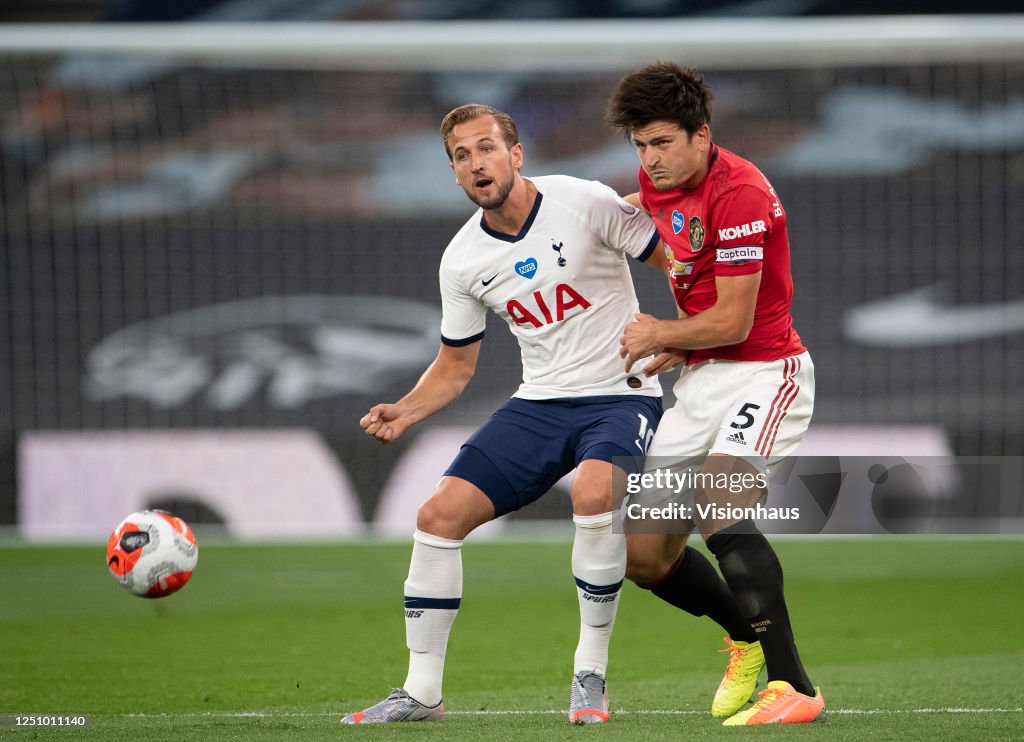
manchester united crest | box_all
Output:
[688,215,705,252]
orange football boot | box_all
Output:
[722,680,825,726]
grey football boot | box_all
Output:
[569,671,609,724]
[341,688,443,724]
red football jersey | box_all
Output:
[639,144,805,363]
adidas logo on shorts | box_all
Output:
[725,431,748,445]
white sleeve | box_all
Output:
[438,261,486,346]
[587,180,660,261]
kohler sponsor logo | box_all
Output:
[718,221,766,241]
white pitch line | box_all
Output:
[121,707,1024,718]
[446,708,1024,716]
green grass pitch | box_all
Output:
[2,537,1022,740]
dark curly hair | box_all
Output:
[605,62,712,137]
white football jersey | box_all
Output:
[439,175,662,399]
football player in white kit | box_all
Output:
[343,104,664,725]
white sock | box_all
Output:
[571,511,625,677]
[402,529,462,706]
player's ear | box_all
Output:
[511,142,524,170]
[695,124,711,151]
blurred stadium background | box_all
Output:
[1,2,1023,542]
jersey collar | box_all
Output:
[689,144,720,191]
[479,191,543,243]
[707,143,720,171]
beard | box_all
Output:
[468,172,516,210]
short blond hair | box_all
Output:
[440,104,520,159]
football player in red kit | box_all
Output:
[607,62,825,726]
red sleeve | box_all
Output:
[711,185,773,277]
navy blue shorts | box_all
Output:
[444,395,663,518]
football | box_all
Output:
[106,510,199,598]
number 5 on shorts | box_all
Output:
[729,403,761,430]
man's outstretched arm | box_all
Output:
[360,340,482,443]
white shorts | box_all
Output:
[646,351,815,476]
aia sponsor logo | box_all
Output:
[506,284,591,328]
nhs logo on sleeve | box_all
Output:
[515,258,538,279]
[671,210,684,234]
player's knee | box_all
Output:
[570,459,619,516]
[415,498,467,540]
[571,489,612,517]
[415,481,494,540]
[414,499,440,535]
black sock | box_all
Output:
[706,520,814,696]
[645,545,758,643]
